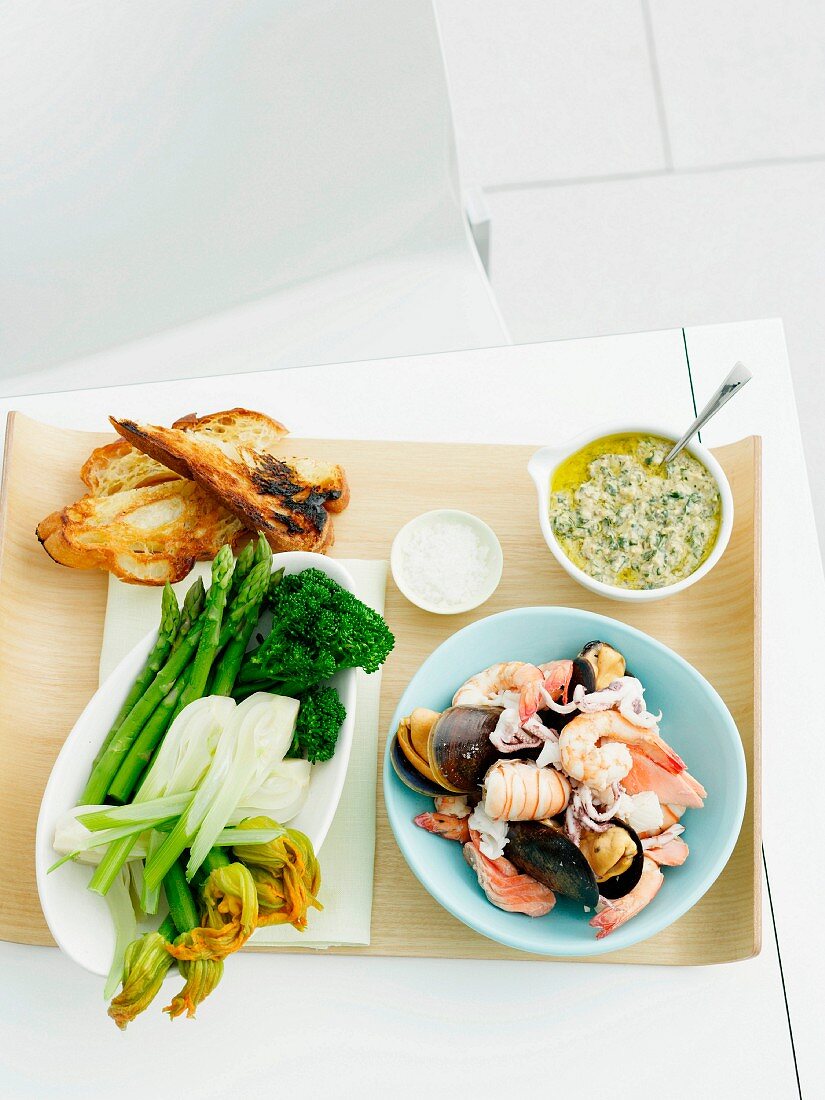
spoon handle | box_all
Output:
[664,361,752,464]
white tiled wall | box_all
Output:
[436,0,825,548]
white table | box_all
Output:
[0,320,816,1099]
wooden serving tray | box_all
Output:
[0,413,761,964]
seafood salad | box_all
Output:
[390,641,706,939]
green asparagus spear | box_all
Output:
[103,549,233,806]
[80,622,206,806]
[174,545,234,712]
[227,541,255,602]
[82,554,270,809]
[164,860,201,935]
[210,566,280,696]
[105,668,193,806]
[90,586,180,769]
[170,577,205,654]
[216,559,270,648]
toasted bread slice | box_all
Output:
[37,481,247,585]
[111,417,348,552]
[81,408,289,496]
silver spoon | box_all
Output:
[663,361,752,464]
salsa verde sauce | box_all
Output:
[549,433,722,590]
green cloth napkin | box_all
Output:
[99,559,388,949]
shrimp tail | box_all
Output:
[414,812,471,844]
[589,856,664,939]
[518,681,542,723]
[540,660,574,705]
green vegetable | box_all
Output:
[191,846,231,893]
[108,927,174,1030]
[142,693,294,889]
[107,868,222,1028]
[288,685,346,763]
[158,914,177,940]
[238,568,394,694]
[81,554,269,808]
[170,577,205,655]
[103,866,137,1000]
[210,561,281,697]
[163,859,200,935]
[91,585,180,768]
[174,545,234,712]
[106,667,192,805]
[227,541,255,602]
[80,621,206,806]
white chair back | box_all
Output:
[1,0,504,392]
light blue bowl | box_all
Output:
[383,606,747,957]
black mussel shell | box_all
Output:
[429,705,502,793]
[389,734,451,797]
[506,821,599,908]
[596,820,645,899]
[571,641,627,695]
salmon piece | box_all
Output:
[682,771,707,800]
[644,836,689,867]
[622,752,705,808]
[462,834,555,917]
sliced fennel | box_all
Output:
[84,697,236,896]
[188,693,299,875]
[49,807,178,871]
[139,830,164,915]
[212,825,285,846]
[103,866,137,1000]
[78,792,195,831]
[139,695,235,800]
[144,693,299,888]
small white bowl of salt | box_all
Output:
[390,509,503,615]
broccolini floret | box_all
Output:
[238,568,394,694]
[289,685,347,763]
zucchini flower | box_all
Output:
[108,930,173,1030]
[166,863,258,962]
[164,958,224,1020]
[232,817,322,931]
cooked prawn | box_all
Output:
[538,660,574,704]
[589,855,664,939]
[453,662,544,723]
[463,831,555,917]
[483,760,571,821]
[559,710,689,792]
[558,713,634,789]
[414,811,471,844]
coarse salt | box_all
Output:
[400,519,491,609]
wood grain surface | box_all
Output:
[0,413,760,963]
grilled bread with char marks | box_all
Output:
[38,480,246,584]
[111,416,348,553]
[36,408,349,584]
[81,409,289,496]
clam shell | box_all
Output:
[389,734,450,797]
[428,705,502,793]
